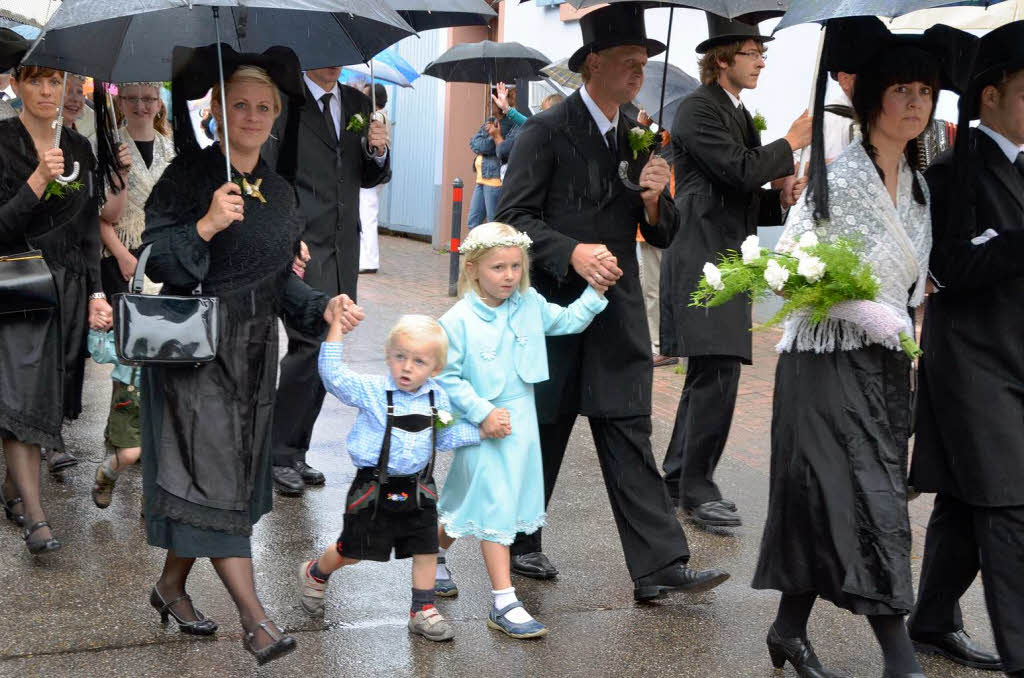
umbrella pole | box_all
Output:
[798,27,826,179]
[369,59,379,155]
[657,7,674,131]
[213,7,232,183]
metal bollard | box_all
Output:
[448,178,463,297]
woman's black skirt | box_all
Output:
[752,345,914,615]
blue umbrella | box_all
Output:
[343,58,416,88]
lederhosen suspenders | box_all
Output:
[367,390,439,517]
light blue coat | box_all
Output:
[438,285,607,425]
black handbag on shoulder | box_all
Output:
[113,244,219,366]
[0,249,57,315]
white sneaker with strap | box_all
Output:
[298,560,327,616]
[408,607,455,641]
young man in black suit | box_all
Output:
[907,23,1024,675]
[265,66,391,496]
[659,15,811,530]
[496,4,729,600]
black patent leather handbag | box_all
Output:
[113,245,219,366]
[0,249,57,315]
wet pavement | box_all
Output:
[0,236,998,677]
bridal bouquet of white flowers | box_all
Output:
[691,233,922,358]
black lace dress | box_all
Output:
[0,117,102,448]
[140,144,327,558]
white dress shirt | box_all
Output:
[978,123,1024,165]
[581,83,619,147]
[724,87,742,109]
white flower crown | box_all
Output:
[458,231,533,255]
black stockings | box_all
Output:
[3,440,50,539]
[211,556,274,650]
[774,592,817,639]
[156,550,199,621]
[868,614,922,675]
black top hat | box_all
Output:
[567,4,666,73]
[696,14,774,54]
[960,21,1024,121]
[0,27,31,72]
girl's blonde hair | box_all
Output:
[386,315,449,367]
[210,65,282,132]
[456,222,532,299]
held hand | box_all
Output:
[367,119,389,157]
[88,298,113,331]
[637,109,653,127]
[34,148,66,184]
[789,175,809,206]
[292,240,311,279]
[481,407,512,439]
[784,110,813,152]
[639,155,671,205]
[571,243,622,290]
[324,293,364,333]
[117,143,132,172]
[491,82,511,114]
[197,182,244,240]
[117,251,138,282]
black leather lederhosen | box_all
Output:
[345,390,439,518]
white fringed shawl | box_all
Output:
[776,141,931,354]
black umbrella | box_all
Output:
[775,0,1009,30]
[386,0,496,31]
[22,0,416,181]
[423,40,550,116]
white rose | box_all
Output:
[740,234,761,264]
[702,262,725,291]
[630,126,645,137]
[797,255,827,283]
[797,231,818,249]
[437,410,453,425]
[763,258,790,292]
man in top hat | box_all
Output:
[263,66,391,496]
[496,3,729,599]
[906,21,1024,676]
[658,15,811,530]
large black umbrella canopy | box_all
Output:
[423,40,550,84]
[386,0,496,31]
[22,0,417,81]
[564,0,789,21]
[775,0,1009,30]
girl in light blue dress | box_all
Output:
[433,222,607,639]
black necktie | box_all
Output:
[1015,151,1024,179]
[320,92,337,145]
[605,128,617,155]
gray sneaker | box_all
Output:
[408,607,455,641]
[298,560,327,615]
[434,556,458,597]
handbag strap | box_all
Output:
[130,244,203,295]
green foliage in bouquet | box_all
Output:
[43,179,85,201]
[752,110,768,133]
[690,237,880,329]
[627,126,657,160]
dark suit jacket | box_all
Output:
[659,82,794,363]
[909,129,1024,506]
[495,90,679,420]
[264,83,390,300]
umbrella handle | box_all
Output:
[51,72,80,185]
[618,144,662,193]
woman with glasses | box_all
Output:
[88,81,175,509]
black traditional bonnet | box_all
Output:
[170,43,304,182]
[805,17,978,221]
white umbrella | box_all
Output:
[886,0,1022,29]
[0,0,60,27]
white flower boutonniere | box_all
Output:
[627,126,656,160]
[346,113,367,133]
[434,410,454,431]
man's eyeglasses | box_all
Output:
[121,96,160,106]
[736,50,768,62]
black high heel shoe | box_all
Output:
[767,625,848,678]
[23,521,61,555]
[2,490,25,527]
[243,619,296,665]
[149,587,218,636]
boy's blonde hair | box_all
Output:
[386,315,449,367]
[456,222,532,298]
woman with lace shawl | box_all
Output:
[750,41,943,678]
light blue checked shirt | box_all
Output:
[318,342,481,475]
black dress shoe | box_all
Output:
[881,673,926,678]
[272,466,305,496]
[511,552,558,579]
[294,461,325,486]
[717,498,738,512]
[686,501,742,527]
[767,624,848,677]
[911,629,1002,670]
[633,562,729,601]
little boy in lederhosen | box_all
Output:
[298,300,481,641]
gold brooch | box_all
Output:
[240,177,267,204]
